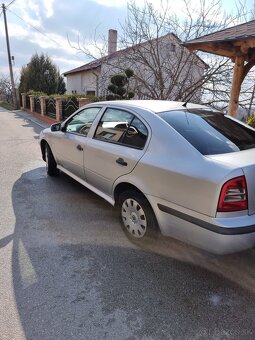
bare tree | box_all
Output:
[0,74,17,104]
[69,0,255,108]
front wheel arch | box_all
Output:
[40,139,47,161]
[44,142,59,176]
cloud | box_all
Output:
[93,0,127,7]
[92,0,166,8]
[0,0,249,81]
[42,0,55,18]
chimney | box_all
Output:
[108,29,117,55]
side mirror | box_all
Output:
[50,123,62,132]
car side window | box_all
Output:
[94,108,148,149]
[122,117,148,148]
[94,108,133,143]
[65,107,101,136]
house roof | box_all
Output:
[183,20,255,59]
[64,32,206,76]
[184,20,255,45]
[63,59,102,76]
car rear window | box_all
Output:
[158,109,255,155]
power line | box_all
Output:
[0,1,15,18]
[6,0,16,8]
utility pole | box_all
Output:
[2,3,18,109]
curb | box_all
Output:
[22,108,57,125]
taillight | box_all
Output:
[217,176,248,212]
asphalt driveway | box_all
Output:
[0,109,255,340]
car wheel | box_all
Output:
[45,143,59,176]
[119,190,158,239]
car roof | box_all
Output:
[92,100,210,113]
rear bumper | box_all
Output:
[147,195,255,254]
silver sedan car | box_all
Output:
[40,100,255,254]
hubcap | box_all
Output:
[121,198,147,238]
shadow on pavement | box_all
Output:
[6,167,255,339]
[13,111,48,140]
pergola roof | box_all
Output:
[183,20,255,117]
[183,20,255,60]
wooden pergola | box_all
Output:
[183,20,255,117]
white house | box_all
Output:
[64,29,207,101]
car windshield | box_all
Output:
[158,109,255,155]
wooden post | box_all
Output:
[228,55,244,117]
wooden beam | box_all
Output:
[234,38,255,51]
[228,55,245,117]
[184,41,239,58]
[242,53,255,82]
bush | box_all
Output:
[246,115,255,128]
[107,69,134,100]
[27,90,47,96]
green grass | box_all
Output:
[0,101,15,111]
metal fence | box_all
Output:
[26,95,30,109]
[34,96,41,114]
[62,98,79,120]
[46,97,56,119]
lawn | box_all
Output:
[0,101,15,110]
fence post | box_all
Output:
[40,96,47,116]
[78,97,92,108]
[21,93,27,109]
[29,95,35,113]
[55,96,63,121]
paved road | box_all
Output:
[1,108,255,340]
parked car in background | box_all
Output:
[40,100,255,254]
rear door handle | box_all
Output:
[76,144,83,151]
[116,157,127,166]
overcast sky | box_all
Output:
[0,0,254,82]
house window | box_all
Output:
[86,90,96,96]
[169,43,176,52]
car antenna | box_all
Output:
[182,101,188,107]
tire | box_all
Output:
[45,143,59,176]
[118,189,158,240]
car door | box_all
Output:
[84,107,150,196]
[52,106,101,179]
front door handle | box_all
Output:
[76,144,83,151]
[116,157,127,166]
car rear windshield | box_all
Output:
[158,109,255,155]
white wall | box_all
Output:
[66,73,82,94]
[66,34,206,100]
[65,69,100,95]
[99,34,206,100]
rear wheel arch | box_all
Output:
[114,182,142,204]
